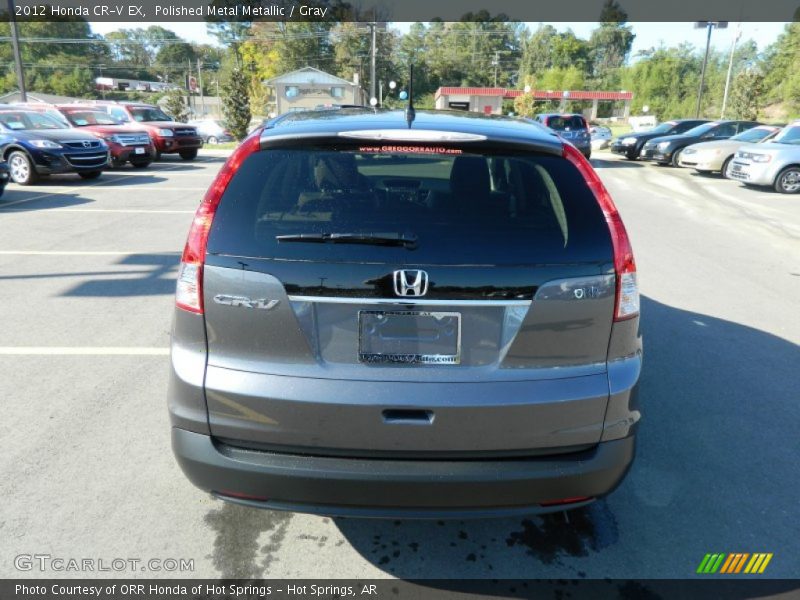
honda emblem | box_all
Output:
[393,270,429,297]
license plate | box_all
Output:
[731,163,743,173]
[134,147,145,155]
[358,311,461,365]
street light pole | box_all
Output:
[694,21,727,118]
[369,22,377,104]
[7,0,27,101]
[721,25,742,118]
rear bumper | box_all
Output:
[172,427,636,518]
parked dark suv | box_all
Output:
[169,109,642,517]
[0,109,109,185]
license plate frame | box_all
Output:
[358,310,461,365]
[134,147,146,155]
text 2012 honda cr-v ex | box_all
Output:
[168,109,642,518]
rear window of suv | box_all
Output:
[545,116,587,131]
[207,146,611,265]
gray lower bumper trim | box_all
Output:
[172,428,635,518]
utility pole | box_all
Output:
[197,57,205,116]
[492,51,500,87]
[7,0,26,101]
[721,25,741,118]
[694,21,727,118]
[369,21,377,104]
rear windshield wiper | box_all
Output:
[276,232,418,249]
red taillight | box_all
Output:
[562,143,639,321]
[175,135,261,314]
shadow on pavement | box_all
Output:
[333,296,799,583]
[0,191,93,211]
[61,253,180,297]
[591,157,645,169]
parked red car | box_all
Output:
[55,105,155,168]
[94,101,203,160]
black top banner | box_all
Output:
[1,0,798,23]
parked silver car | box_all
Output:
[727,122,800,193]
[678,125,780,174]
[187,118,234,144]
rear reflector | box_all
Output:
[175,135,261,314]
[215,490,270,502]
[562,143,639,321]
[539,496,593,507]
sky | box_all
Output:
[89,21,789,59]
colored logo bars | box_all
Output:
[697,553,773,574]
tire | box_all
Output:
[671,148,683,168]
[720,156,733,179]
[78,171,102,180]
[179,149,198,161]
[207,136,218,144]
[583,150,592,160]
[131,160,152,169]
[773,166,800,194]
[626,149,638,160]
[8,151,38,185]
[154,150,162,161]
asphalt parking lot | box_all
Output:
[0,150,798,581]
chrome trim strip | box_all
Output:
[288,295,531,307]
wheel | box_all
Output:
[774,166,800,194]
[154,150,162,161]
[179,149,198,160]
[583,150,592,160]
[8,151,38,185]
[78,171,102,180]
[626,149,638,160]
[720,156,733,178]
[671,148,683,167]
[130,160,152,169]
[207,136,218,144]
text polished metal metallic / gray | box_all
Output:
[393,269,429,297]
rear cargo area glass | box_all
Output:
[208,148,610,265]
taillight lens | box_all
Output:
[175,135,261,314]
[563,143,639,321]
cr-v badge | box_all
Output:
[213,295,280,310]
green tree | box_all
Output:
[728,69,764,120]
[762,23,800,115]
[587,1,635,82]
[222,68,251,140]
[163,88,189,122]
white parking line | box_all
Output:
[22,208,196,214]
[0,347,169,355]
[0,251,179,256]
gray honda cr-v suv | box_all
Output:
[168,109,642,518]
